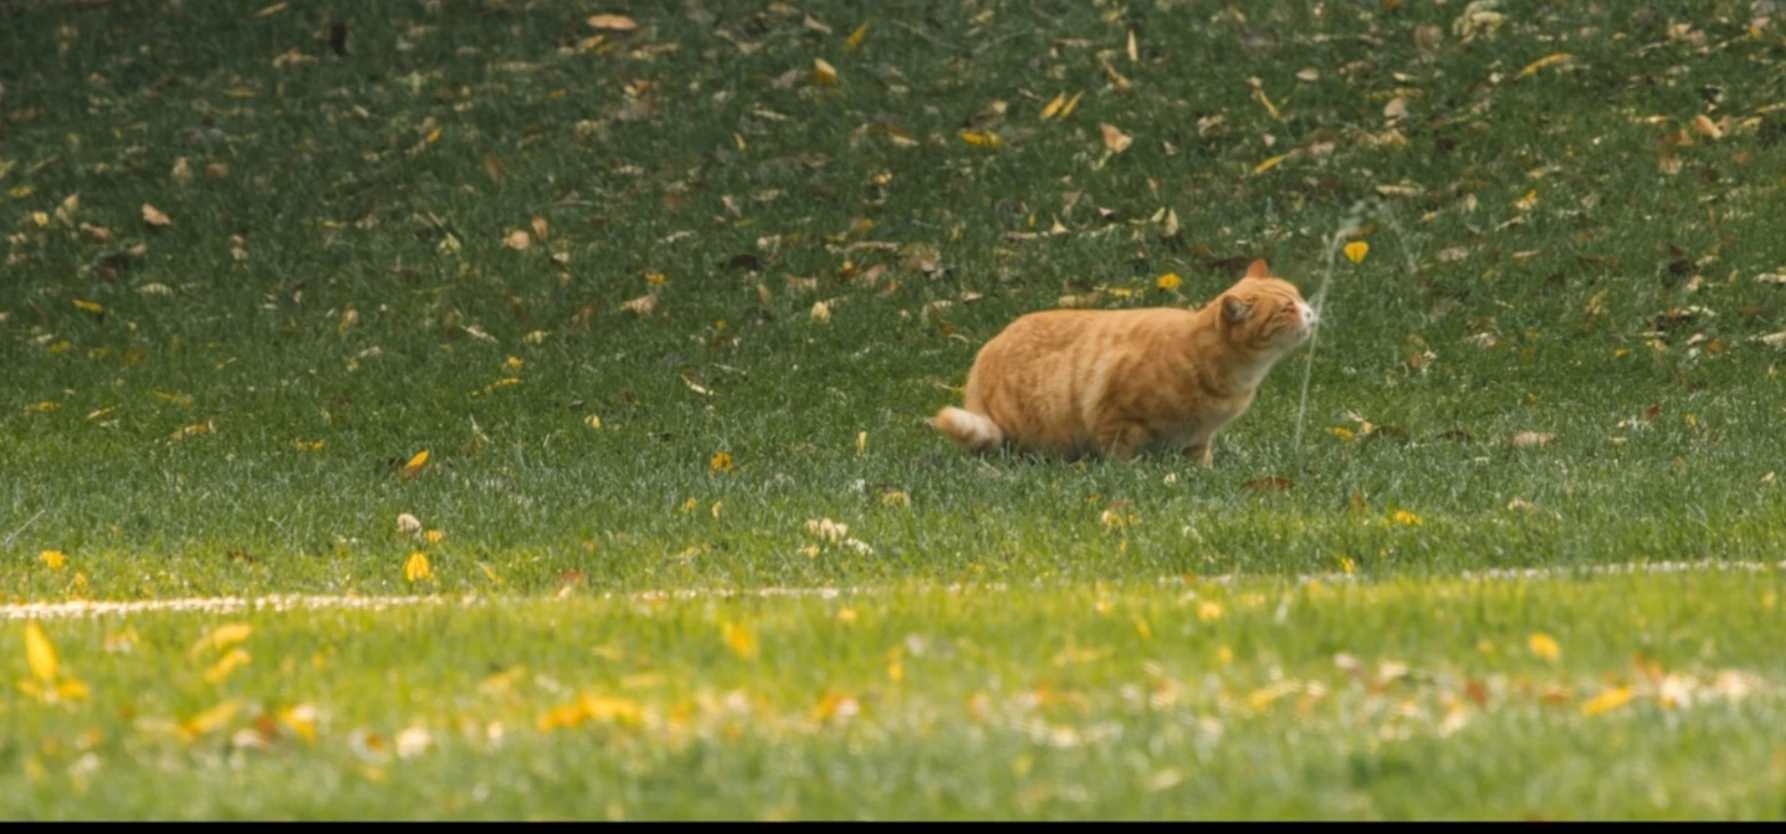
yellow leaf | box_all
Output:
[278,704,318,742]
[1328,427,1355,441]
[73,299,103,313]
[293,440,324,452]
[401,450,430,476]
[1344,241,1369,263]
[254,2,288,18]
[856,431,867,455]
[24,621,57,683]
[1516,52,1572,79]
[1581,685,1634,716]
[812,58,839,86]
[202,648,252,685]
[423,529,445,544]
[142,203,171,227]
[404,552,434,583]
[845,23,868,51]
[1391,510,1422,526]
[1197,601,1224,622]
[40,550,67,571]
[710,452,733,473]
[1056,91,1085,120]
[1156,273,1182,290]
[645,272,668,285]
[503,229,532,250]
[958,130,1000,147]
[587,14,638,31]
[1529,632,1561,662]
[538,692,643,731]
[1040,92,1066,120]
[1253,154,1288,175]
[1254,88,1280,120]
[187,623,253,660]
[54,679,90,701]
[425,127,442,144]
[721,621,759,660]
[181,699,243,739]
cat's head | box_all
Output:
[1217,259,1318,352]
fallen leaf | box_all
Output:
[1529,633,1561,662]
[187,623,253,660]
[620,294,657,315]
[202,649,252,685]
[812,58,839,86]
[403,552,434,583]
[1100,123,1133,153]
[399,450,430,478]
[1242,476,1294,493]
[1581,685,1634,716]
[957,130,999,147]
[1344,241,1369,264]
[587,14,638,31]
[1516,53,1572,79]
[721,621,759,660]
[24,621,57,683]
[142,203,172,227]
[503,230,532,250]
[1511,432,1555,448]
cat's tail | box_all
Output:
[932,406,1004,453]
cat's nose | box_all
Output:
[1298,302,1318,328]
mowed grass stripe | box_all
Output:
[3,571,1782,818]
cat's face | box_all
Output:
[1219,262,1317,353]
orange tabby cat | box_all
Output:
[933,259,1316,465]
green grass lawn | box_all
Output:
[3,0,1786,819]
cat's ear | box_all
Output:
[1245,259,1271,280]
[1222,296,1252,325]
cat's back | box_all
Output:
[984,306,1191,355]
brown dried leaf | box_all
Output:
[620,294,657,315]
[587,14,638,31]
[1242,476,1295,493]
[142,203,172,227]
[1511,432,1555,448]
[503,230,532,250]
[1100,123,1133,154]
